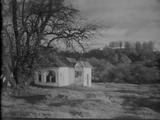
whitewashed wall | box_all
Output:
[58,67,75,86]
[83,68,92,87]
[68,68,75,84]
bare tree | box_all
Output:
[2,0,98,86]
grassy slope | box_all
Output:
[1,83,160,119]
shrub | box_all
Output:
[130,63,160,84]
[100,63,160,84]
[106,63,133,83]
[100,62,115,82]
[88,57,109,82]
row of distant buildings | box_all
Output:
[106,41,155,51]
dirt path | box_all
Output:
[1,83,160,119]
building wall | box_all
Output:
[68,68,75,84]
[75,65,92,87]
[58,67,68,86]
[83,68,92,87]
[58,67,75,86]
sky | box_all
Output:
[71,0,160,51]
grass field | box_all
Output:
[1,83,160,119]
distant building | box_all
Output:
[108,41,155,51]
[108,41,125,49]
[34,59,92,87]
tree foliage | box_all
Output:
[84,41,160,84]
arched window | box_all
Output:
[46,70,56,83]
[38,71,42,82]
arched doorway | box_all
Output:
[46,70,56,83]
[75,70,83,85]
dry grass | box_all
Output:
[1,83,160,119]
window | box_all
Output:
[38,71,42,82]
[46,70,56,83]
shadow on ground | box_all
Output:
[14,95,47,104]
[49,99,84,107]
[112,115,142,120]
[121,96,160,113]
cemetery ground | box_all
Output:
[1,83,160,119]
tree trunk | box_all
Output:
[12,0,21,84]
[2,57,17,89]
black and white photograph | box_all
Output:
[1,0,160,119]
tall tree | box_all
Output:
[2,0,98,86]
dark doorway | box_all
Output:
[38,71,42,82]
[46,70,56,83]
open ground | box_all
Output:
[1,83,160,119]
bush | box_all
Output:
[100,63,160,84]
[101,63,134,83]
[100,62,115,82]
[88,57,109,82]
[130,63,160,84]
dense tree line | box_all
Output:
[59,41,160,84]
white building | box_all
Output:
[108,41,126,49]
[34,60,92,87]
[75,61,92,87]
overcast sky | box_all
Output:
[72,0,160,50]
